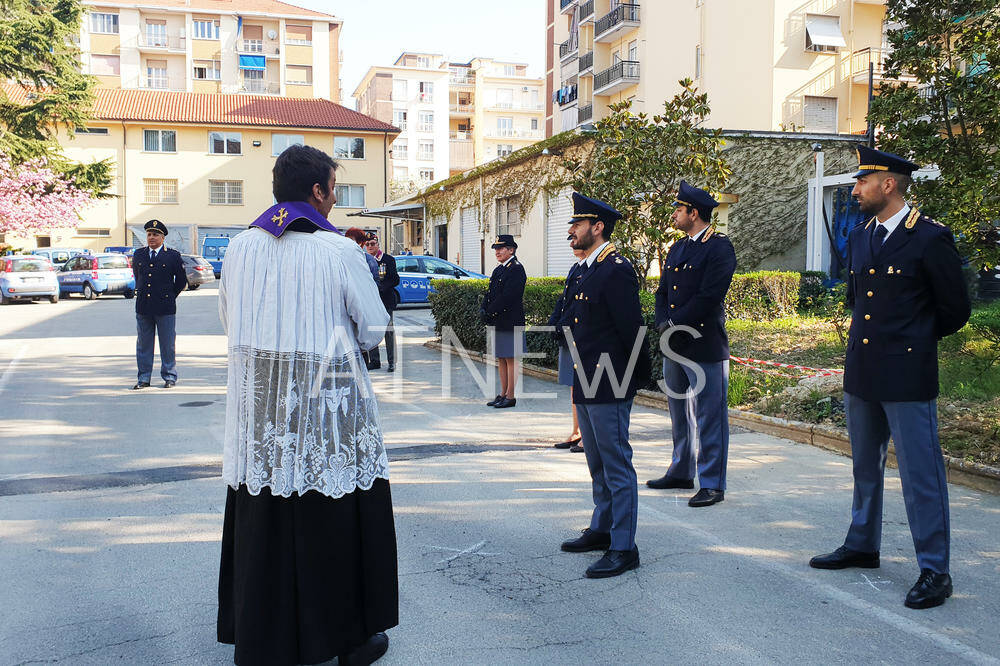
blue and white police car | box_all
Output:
[393,255,486,305]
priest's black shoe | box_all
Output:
[561,528,611,553]
[494,397,516,408]
[585,547,640,579]
[647,474,694,490]
[554,437,580,449]
[569,443,584,453]
[688,488,724,507]
[904,569,952,609]
[486,394,503,406]
[809,545,880,570]
[131,382,150,390]
[339,632,389,666]
[163,380,175,388]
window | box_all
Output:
[530,118,538,131]
[417,140,434,161]
[143,178,178,204]
[496,88,513,108]
[285,24,312,44]
[418,168,434,182]
[496,195,521,236]
[89,54,120,76]
[392,109,407,130]
[334,184,365,208]
[695,44,702,78]
[628,40,638,61]
[286,64,312,85]
[209,131,242,154]
[497,144,513,157]
[497,117,513,136]
[90,12,119,34]
[146,59,167,88]
[396,256,421,272]
[272,133,304,156]
[192,19,219,40]
[393,166,408,180]
[418,81,433,102]
[210,180,244,205]
[392,79,408,101]
[75,228,112,238]
[503,64,517,76]
[193,60,221,80]
[417,56,430,68]
[143,129,176,152]
[393,139,408,160]
[417,111,434,132]
[75,127,109,135]
[805,14,846,53]
[423,257,460,275]
[145,20,167,47]
[334,136,365,160]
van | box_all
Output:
[201,236,231,277]
[33,247,90,267]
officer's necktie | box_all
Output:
[151,249,157,261]
[871,224,888,259]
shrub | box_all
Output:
[797,270,829,311]
[968,300,1000,368]
[724,271,800,320]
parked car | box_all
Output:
[57,253,135,299]
[32,247,90,267]
[202,236,231,277]
[0,255,59,304]
[181,254,216,290]
[104,246,136,256]
[393,255,487,305]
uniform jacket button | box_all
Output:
[907,347,913,352]
[867,290,874,297]
[863,338,869,344]
[864,314,871,320]
[673,286,677,290]
[670,304,675,308]
[869,268,875,275]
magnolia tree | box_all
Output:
[0,158,93,235]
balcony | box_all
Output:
[595,3,640,43]
[136,76,185,91]
[450,103,475,115]
[578,102,593,124]
[579,0,595,21]
[449,71,475,85]
[559,39,578,62]
[485,128,544,140]
[849,47,916,85]
[579,50,594,75]
[236,39,280,57]
[450,130,474,140]
[450,139,474,171]
[240,79,280,95]
[560,0,577,14]
[488,101,544,112]
[594,60,640,95]
[137,32,185,52]
[555,83,578,106]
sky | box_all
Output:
[292,0,547,108]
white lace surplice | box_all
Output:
[219,228,390,498]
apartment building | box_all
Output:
[1,87,398,253]
[78,0,343,101]
[546,0,890,136]
[354,52,544,190]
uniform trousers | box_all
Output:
[136,313,176,383]
[576,400,638,551]
[367,313,394,367]
[662,358,730,490]
[843,392,950,573]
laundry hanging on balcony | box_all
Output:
[238,55,266,70]
[552,84,577,104]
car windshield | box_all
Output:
[98,255,130,269]
[9,258,52,272]
[217,245,227,258]
[396,257,422,273]
[49,252,72,264]
[195,256,212,266]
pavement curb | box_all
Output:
[424,339,1000,495]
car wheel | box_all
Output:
[123,288,135,299]
[188,283,200,291]
[83,283,97,300]
[49,293,59,304]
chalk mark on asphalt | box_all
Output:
[428,540,500,563]
[852,573,893,591]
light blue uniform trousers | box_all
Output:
[662,358,730,490]
[136,313,177,383]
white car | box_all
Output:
[0,255,59,304]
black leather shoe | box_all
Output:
[339,632,389,666]
[486,394,503,406]
[904,569,952,609]
[131,382,150,390]
[494,397,516,408]
[368,361,381,370]
[387,363,395,372]
[647,474,694,490]
[586,547,640,578]
[809,545,880,570]
[554,437,580,449]
[569,443,584,453]
[163,380,175,388]
[688,488,725,507]
[561,528,611,553]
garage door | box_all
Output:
[803,95,837,133]
[460,206,481,274]
[546,187,577,277]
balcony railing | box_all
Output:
[450,103,474,113]
[578,103,593,123]
[486,128,543,140]
[594,60,640,92]
[579,0,595,19]
[449,72,475,85]
[559,39,578,61]
[137,75,186,91]
[450,130,474,140]
[579,50,594,72]
[236,39,280,56]
[416,92,434,103]
[596,3,640,40]
[417,123,434,132]
[240,79,280,95]
[138,32,185,50]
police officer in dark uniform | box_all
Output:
[365,234,400,372]
[558,193,650,579]
[810,145,971,610]
[131,219,187,389]
[548,245,588,451]
[481,234,527,409]
[648,181,737,508]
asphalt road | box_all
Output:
[1,284,999,665]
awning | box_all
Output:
[238,55,266,71]
[805,14,846,48]
[346,203,424,221]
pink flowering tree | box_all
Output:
[0,158,94,235]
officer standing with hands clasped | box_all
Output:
[481,234,527,409]
[810,145,971,610]
[648,181,737,507]
[559,193,650,579]
[131,219,187,389]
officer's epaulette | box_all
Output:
[701,226,715,242]
[903,207,922,231]
[914,210,946,229]
[596,243,617,263]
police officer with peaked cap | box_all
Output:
[559,192,651,578]
[649,181,737,508]
[809,145,971,610]
[481,234,527,408]
[131,219,187,389]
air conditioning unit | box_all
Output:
[522,87,529,92]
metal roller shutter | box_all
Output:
[460,206,481,274]
[546,187,576,277]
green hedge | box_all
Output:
[724,271,800,320]
[797,270,829,310]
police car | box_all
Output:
[57,253,136,299]
[393,255,486,304]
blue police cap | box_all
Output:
[250,201,340,238]
[673,180,719,212]
[854,144,920,178]
[491,234,518,249]
[144,219,168,236]
[570,192,623,232]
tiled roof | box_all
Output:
[83,0,338,20]
[2,86,398,132]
